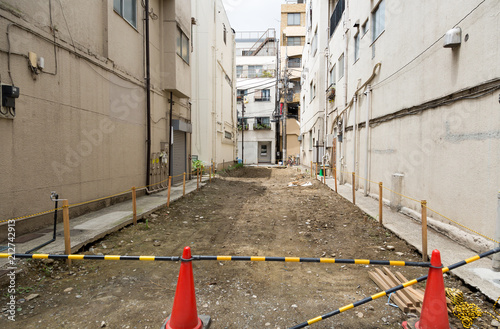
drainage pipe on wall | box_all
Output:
[145,0,152,190]
[352,94,357,179]
[364,85,371,196]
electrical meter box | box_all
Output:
[1,84,19,119]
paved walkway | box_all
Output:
[1,176,210,269]
[307,169,500,301]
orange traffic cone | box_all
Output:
[402,249,452,329]
[163,247,204,329]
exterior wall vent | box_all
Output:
[443,27,461,48]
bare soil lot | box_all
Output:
[0,167,496,328]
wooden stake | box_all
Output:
[183,172,186,196]
[352,172,356,205]
[197,168,200,191]
[323,163,326,184]
[132,187,137,225]
[62,200,71,266]
[421,200,428,261]
[167,176,172,207]
[315,163,318,178]
[379,182,383,225]
[334,167,337,192]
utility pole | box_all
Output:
[241,100,245,164]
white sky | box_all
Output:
[222,0,286,33]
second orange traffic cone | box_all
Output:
[402,249,451,329]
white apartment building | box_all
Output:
[191,0,237,171]
[300,0,329,166]
[236,30,277,164]
[301,0,500,250]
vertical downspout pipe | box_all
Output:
[364,85,371,196]
[169,92,173,177]
[324,46,329,169]
[352,95,357,177]
[145,0,152,190]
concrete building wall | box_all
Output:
[300,0,329,166]
[0,0,192,234]
[312,0,500,241]
[191,0,236,169]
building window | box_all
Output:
[223,24,227,45]
[255,117,270,130]
[260,144,268,156]
[177,28,190,63]
[287,36,302,46]
[238,118,248,130]
[288,13,301,26]
[288,57,301,68]
[255,89,271,102]
[225,131,232,139]
[309,131,313,149]
[237,89,247,103]
[338,53,344,80]
[354,33,360,62]
[372,0,385,42]
[113,0,137,28]
[329,64,336,86]
[361,19,368,37]
[248,65,263,78]
[236,65,243,78]
[329,0,345,37]
[311,29,318,56]
[309,81,314,101]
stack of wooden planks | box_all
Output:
[369,267,453,314]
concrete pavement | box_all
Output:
[309,170,500,301]
[0,175,210,269]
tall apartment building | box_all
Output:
[301,0,500,250]
[0,0,192,234]
[279,0,306,164]
[300,0,329,167]
[191,0,237,171]
[236,29,277,164]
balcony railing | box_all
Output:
[253,123,271,130]
[255,96,271,102]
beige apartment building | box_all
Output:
[0,0,193,235]
[301,0,500,250]
[279,0,305,164]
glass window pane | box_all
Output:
[176,30,182,56]
[288,13,300,26]
[113,0,121,13]
[354,34,360,61]
[338,54,344,80]
[372,0,385,41]
[123,0,136,27]
[182,33,189,63]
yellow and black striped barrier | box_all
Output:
[288,246,500,329]
[194,255,430,267]
[0,253,180,262]
[0,253,431,267]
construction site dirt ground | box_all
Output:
[1,167,497,328]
